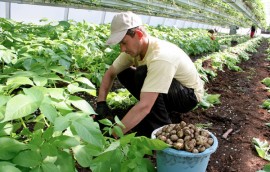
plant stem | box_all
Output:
[20,118,27,128]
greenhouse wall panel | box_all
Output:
[141,15,151,25]
[11,3,65,23]
[184,21,193,28]
[0,2,5,18]
[163,18,176,27]
[102,11,117,24]
[175,20,185,28]
[148,16,164,26]
[69,9,104,24]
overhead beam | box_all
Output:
[223,0,259,26]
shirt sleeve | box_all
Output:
[141,60,177,93]
[112,53,134,74]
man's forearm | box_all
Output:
[121,102,150,134]
[97,68,116,102]
[121,92,159,134]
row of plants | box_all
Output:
[261,43,270,112]
[0,18,224,88]
[0,17,262,171]
[254,38,270,172]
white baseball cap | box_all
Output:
[106,11,143,45]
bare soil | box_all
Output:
[182,38,270,172]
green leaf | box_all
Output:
[91,149,123,172]
[73,145,100,167]
[54,151,75,172]
[40,103,58,123]
[53,135,80,149]
[262,78,270,87]
[136,159,155,172]
[0,137,27,160]
[263,163,270,171]
[41,163,60,172]
[113,125,124,138]
[75,77,96,89]
[12,150,42,167]
[42,73,62,82]
[0,49,17,64]
[90,162,112,172]
[199,99,211,109]
[262,100,270,110]
[119,133,136,146]
[0,95,10,106]
[58,21,70,30]
[0,162,21,172]
[136,136,169,151]
[43,127,54,140]
[22,57,36,71]
[23,87,44,102]
[252,138,270,161]
[0,123,13,136]
[49,66,67,76]
[33,76,47,86]
[67,83,96,96]
[68,96,96,114]
[99,118,113,126]
[54,116,70,131]
[103,140,120,153]
[47,88,65,100]
[206,94,221,104]
[30,129,43,146]
[114,116,125,128]
[52,101,73,112]
[72,119,104,147]
[257,164,270,172]
[6,76,34,86]
[12,71,36,77]
[40,143,58,157]
[2,94,40,122]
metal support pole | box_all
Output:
[101,11,106,24]
[64,8,69,21]
[5,2,10,19]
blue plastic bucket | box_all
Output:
[151,127,218,172]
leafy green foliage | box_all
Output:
[253,138,270,161]
[257,163,270,172]
[199,93,221,109]
[262,78,270,88]
[262,99,270,112]
[107,89,138,110]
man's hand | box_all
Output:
[95,101,111,120]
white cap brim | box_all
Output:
[106,30,128,45]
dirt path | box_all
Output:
[183,38,270,172]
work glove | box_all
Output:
[95,101,111,121]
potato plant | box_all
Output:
[155,121,214,153]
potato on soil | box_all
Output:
[155,121,214,153]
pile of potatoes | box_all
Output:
[155,121,214,153]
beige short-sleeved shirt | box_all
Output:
[112,37,204,102]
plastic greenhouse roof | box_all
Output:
[0,0,269,27]
[261,0,270,25]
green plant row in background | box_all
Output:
[0,18,249,88]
